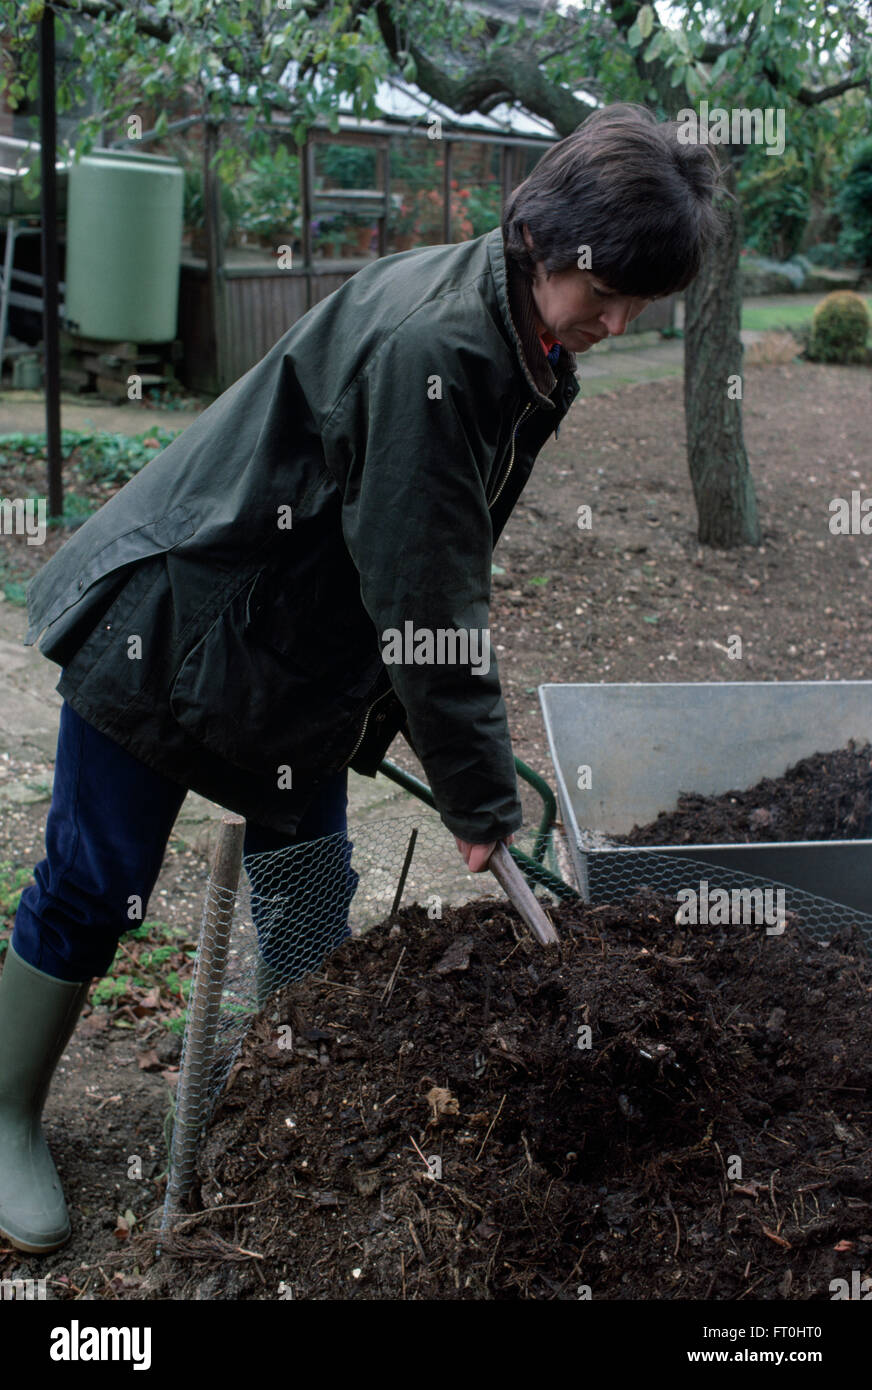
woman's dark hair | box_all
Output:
[502,102,731,298]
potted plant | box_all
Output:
[233,143,303,251]
[341,212,377,257]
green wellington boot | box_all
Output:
[0,944,91,1253]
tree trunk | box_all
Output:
[684,157,761,548]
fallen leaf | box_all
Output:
[137,1049,161,1071]
[833,1239,855,1252]
[426,1086,460,1122]
[131,987,161,1017]
[78,1011,109,1035]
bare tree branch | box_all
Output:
[796,73,871,104]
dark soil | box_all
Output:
[126,890,872,1302]
[614,741,872,846]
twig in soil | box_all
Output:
[484,1231,503,1285]
[475,1095,506,1163]
[408,1133,433,1176]
[153,1196,273,1232]
[88,1093,122,1112]
[761,1224,792,1249]
[380,946,406,1007]
[406,1218,428,1269]
[768,1169,781,1220]
[96,1266,122,1300]
[307,977,370,996]
[737,1273,769,1299]
[56,1275,92,1298]
[498,940,523,968]
[665,1198,681,1258]
[155,1229,264,1262]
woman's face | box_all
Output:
[522,224,654,353]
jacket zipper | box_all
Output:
[342,685,394,767]
[489,400,533,509]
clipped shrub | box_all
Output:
[806,290,870,364]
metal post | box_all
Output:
[38,6,62,519]
[380,137,390,258]
[303,134,315,310]
[0,217,17,374]
[442,139,452,243]
[161,814,245,1233]
[203,120,227,392]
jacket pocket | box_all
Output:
[170,570,384,777]
[26,504,196,653]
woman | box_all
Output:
[0,102,724,1252]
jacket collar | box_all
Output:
[485,225,577,409]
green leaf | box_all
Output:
[637,4,655,40]
[685,67,702,99]
[644,31,665,62]
[627,20,642,49]
[710,51,730,83]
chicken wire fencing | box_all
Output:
[159,811,872,1235]
[159,808,570,1233]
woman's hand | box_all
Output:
[455,834,515,874]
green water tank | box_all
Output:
[65,148,184,342]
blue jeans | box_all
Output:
[12,701,356,983]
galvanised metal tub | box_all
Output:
[539,680,872,941]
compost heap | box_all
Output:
[613,740,872,846]
[143,880,871,1301]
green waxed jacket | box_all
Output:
[23,226,580,841]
